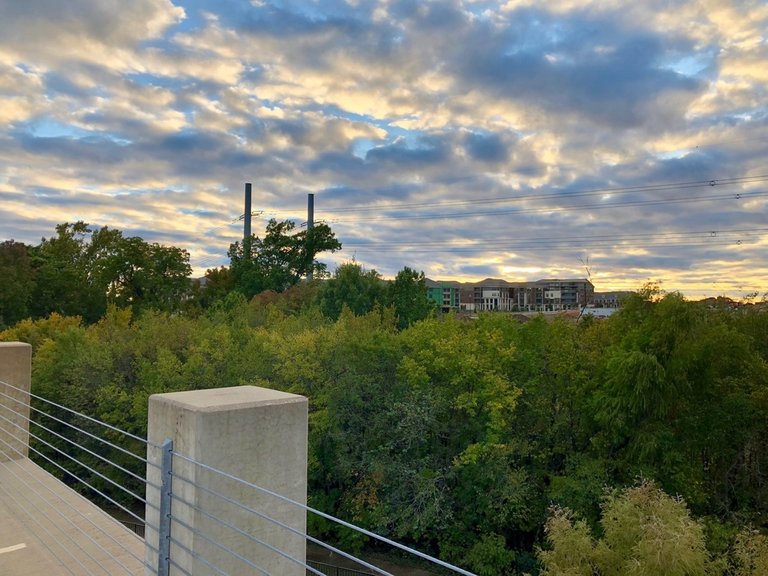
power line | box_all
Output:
[187,174,768,272]
[320,174,768,213]
[327,189,768,223]
[342,239,759,254]
[256,184,768,225]
[339,227,768,249]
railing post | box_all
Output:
[157,438,173,576]
[0,342,32,462]
[144,386,308,576]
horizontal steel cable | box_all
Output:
[0,380,157,467]
[0,439,126,575]
[0,462,85,575]
[0,377,470,573]
[0,395,155,495]
[167,530,250,576]
[0,420,148,529]
[0,440,153,571]
[168,556,195,576]
[171,472,391,575]
[0,399,161,557]
[0,411,150,510]
[171,451,474,575]
[168,487,325,576]
[168,510,272,576]
[170,465,393,576]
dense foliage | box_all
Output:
[0,219,343,328]
[1,222,192,325]
[2,286,767,574]
[227,218,342,298]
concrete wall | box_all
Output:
[145,386,308,576]
[0,342,32,462]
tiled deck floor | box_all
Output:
[0,458,145,575]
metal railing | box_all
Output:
[0,378,476,576]
[0,380,153,575]
[307,560,375,576]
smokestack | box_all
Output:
[244,182,252,259]
[307,193,314,282]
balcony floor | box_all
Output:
[0,457,145,576]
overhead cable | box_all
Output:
[322,174,768,213]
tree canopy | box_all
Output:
[227,218,341,298]
[0,240,34,327]
[0,222,192,325]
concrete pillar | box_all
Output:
[0,342,32,462]
[145,386,308,576]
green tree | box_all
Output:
[30,222,101,321]
[387,266,435,329]
[539,481,714,576]
[317,262,386,320]
[195,266,235,309]
[88,227,192,313]
[0,240,35,327]
[228,219,341,298]
[28,222,192,321]
[590,291,768,515]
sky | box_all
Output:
[1,0,767,298]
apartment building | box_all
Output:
[473,278,594,312]
[425,279,461,312]
[592,291,632,308]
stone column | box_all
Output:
[0,342,32,462]
[145,386,308,576]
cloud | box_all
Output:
[0,0,185,65]
[0,0,765,297]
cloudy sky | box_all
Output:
[1,0,766,297]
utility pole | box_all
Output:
[306,193,314,282]
[244,182,252,260]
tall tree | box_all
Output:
[0,240,35,327]
[30,222,101,321]
[228,219,341,298]
[387,266,435,329]
[317,262,386,320]
[29,222,192,321]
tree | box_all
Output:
[589,291,768,515]
[0,240,35,327]
[30,222,102,321]
[539,481,713,576]
[317,262,386,320]
[86,227,192,313]
[732,529,768,576]
[228,219,341,298]
[28,222,192,321]
[387,266,435,329]
[195,266,235,309]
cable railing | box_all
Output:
[0,380,151,575]
[0,377,477,576]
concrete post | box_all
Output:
[145,386,308,576]
[0,342,32,462]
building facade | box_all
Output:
[592,291,631,308]
[425,280,461,313]
[473,278,594,312]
